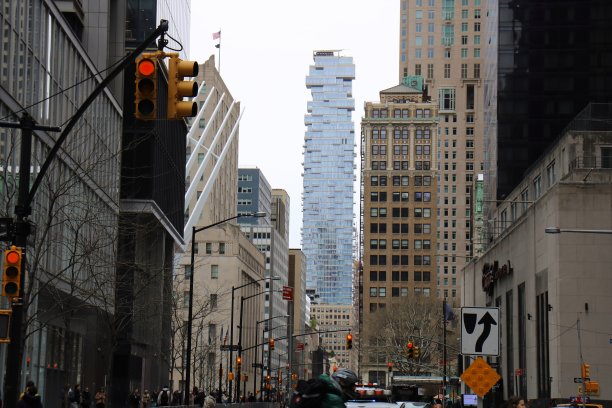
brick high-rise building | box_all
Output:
[398,0,485,299]
[360,79,439,383]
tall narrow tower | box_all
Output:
[302,50,356,305]
[398,0,485,300]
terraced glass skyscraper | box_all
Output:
[302,50,356,305]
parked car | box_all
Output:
[397,402,433,408]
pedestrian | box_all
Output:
[70,384,81,408]
[94,388,106,408]
[171,390,181,406]
[150,390,157,408]
[142,390,151,408]
[204,393,216,408]
[81,387,91,408]
[17,385,43,408]
[157,386,170,407]
[508,397,527,408]
[128,389,141,408]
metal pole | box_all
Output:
[260,328,265,401]
[184,226,197,405]
[236,296,245,402]
[253,323,259,398]
[443,298,447,408]
[229,287,235,402]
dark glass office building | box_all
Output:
[495,0,612,199]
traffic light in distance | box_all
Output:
[582,363,590,379]
[0,309,11,343]
[407,340,414,359]
[236,356,241,369]
[414,346,420,359]
[346,332,353,349]
[387,362,393,372]
[134,54,157,120]
[269,338,275,351]
[3,246,22,298]
[228,371,234,381]
[167,55,199,119]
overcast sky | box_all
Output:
[189,1,399,248]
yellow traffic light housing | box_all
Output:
[0,309,11,343]
[582,363,590,379]
[3,246,22,298]
[228,371,234,381]
[134,54,158,120]
[236,356,241,369]
[269,338,275,351]
[167,55,198,119]
[414,345,420,358]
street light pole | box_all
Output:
[184,211,265,405]
[228,276,279,402]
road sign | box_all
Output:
[574,378,590,383]
[461,307,500,356]
[515,368,523,376]
[220,344,240,351]
[282,286,294,300]
[460,357,501,398]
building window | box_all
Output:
[444,63,451,78]
[474,48,481,57]
[415,63,422,76]
[474,63,480,78]
[461,63,468,78]
[533,176,542,198]
[211,265,219,279]
[219,242,225,254]
[205,243,211,254]
[370,287,377,297]
[379,288,386,297]
[546,161,556,186]
[183,292,190,308]
[474,22,481,32]
[185,265,192,278]
[210,294,218,310]
[427,64,434,78]
[439,88,456,111]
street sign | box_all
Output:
[282,286,294,301]
[0,218,13,242]
[460,357,501,398]
[461,307,500,356]
[220,344,240,351]
[574,378,590,383]
[515,368,523,376]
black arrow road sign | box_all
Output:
[475,312,497,352]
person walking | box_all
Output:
[94,388,106,408]
[204,393,216,408]
[17,385,43,408]
[81,387,91,408]
[142,390,151,408]
[128,389,141,408]
[69,385,81,408]
[157,386,170,407]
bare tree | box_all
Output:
[366,296,459,376]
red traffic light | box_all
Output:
[137,59,156,76]
[407,341,413,349]
[347,333,353,341]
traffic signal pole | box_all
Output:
[1,20,170,408]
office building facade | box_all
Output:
[360,80,439,383]
[303,50,356,305]
[398,0,485,300]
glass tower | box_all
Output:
[302,50,355,305]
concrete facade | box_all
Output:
[462,128,612,403]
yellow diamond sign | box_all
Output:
[460,357,501,398]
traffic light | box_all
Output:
[414,346,420,359]
[0,309,11,343]
[228,371,234,381]
[346,332,353,349]
[407,340,414,359]
[3,246,22,298]
[582,363,590,379]
[167,55,198,119]
[387,362,393,372]
[134,54,158,120]
[236,356,241,369]
[269,338,275,351]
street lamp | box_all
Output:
[184,211,265,405]
[255,315,289,398]
[236,289,280,402]
[228,276,279,402]
[545,226,612,234]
